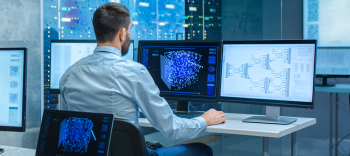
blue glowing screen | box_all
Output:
[37,111,113,156]
[58,117,95,153]
[140,42,220,98]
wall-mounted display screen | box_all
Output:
[303,0,350,47]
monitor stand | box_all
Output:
[315,76,335,87]
[243,106,297,125]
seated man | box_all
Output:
[59,3,226,156]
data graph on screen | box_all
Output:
[221,44,315,102]
[316,48,350,75]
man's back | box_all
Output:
[60,46,142,122]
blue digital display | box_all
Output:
[160,50,203,90]
[37,111,114,156]
[58,117,95,153]
[140,43,219,98]
[43,0,185,44]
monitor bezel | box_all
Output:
[49,40,134,94]
[36,110,114,156]
[138,40,222,102]
[0,47,27,132]
[220,40,317,109]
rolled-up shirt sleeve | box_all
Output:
[133,66,207,140]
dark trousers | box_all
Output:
[147,143,213,156]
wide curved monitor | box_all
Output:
[0,48,26,132]
[138,41,222,102]
[220,40,316,108]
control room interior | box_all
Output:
[0,0,350,156]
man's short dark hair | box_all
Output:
[93,3,130,43]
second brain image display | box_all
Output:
[140,43,219,98]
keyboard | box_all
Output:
[139,112,203,119]
[175,113,202,119]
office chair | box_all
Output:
[109,118,149,156]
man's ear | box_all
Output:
[118,28,126,41]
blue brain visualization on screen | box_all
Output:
[160,50,203,90]
[58,117,95,153]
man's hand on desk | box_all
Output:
[201,109,226,126]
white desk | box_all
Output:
[0,145,35,156]
[139,113,316,156]
[315,84,350,156]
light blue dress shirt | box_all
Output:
[59,46,207,140]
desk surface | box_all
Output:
[315,84,350,93]
[139,113,316,138]
[0,145,35,156]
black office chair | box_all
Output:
[109,118,149,156]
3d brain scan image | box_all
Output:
[160,50,203,90]
[58,117,95,153]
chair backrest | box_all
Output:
[109,118,148,156]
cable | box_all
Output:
[337,103,350,117]
[337,144,348,156]
[189,103,199,111]
[338,99,350,115]
[334,78,350,84]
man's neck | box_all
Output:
[97,42,121,52]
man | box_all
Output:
[59,3,226,156]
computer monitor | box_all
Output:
[220,40,316,124]
[36,110,114,156]
[138,41,221,112]
[50,40,134,94]
[315,47,350,86]
[0,48,26,132]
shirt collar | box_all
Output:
[93,46,122,57]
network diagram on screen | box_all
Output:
[0,50,24,128]
[221,44,315,102]
[141,46,218,97]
